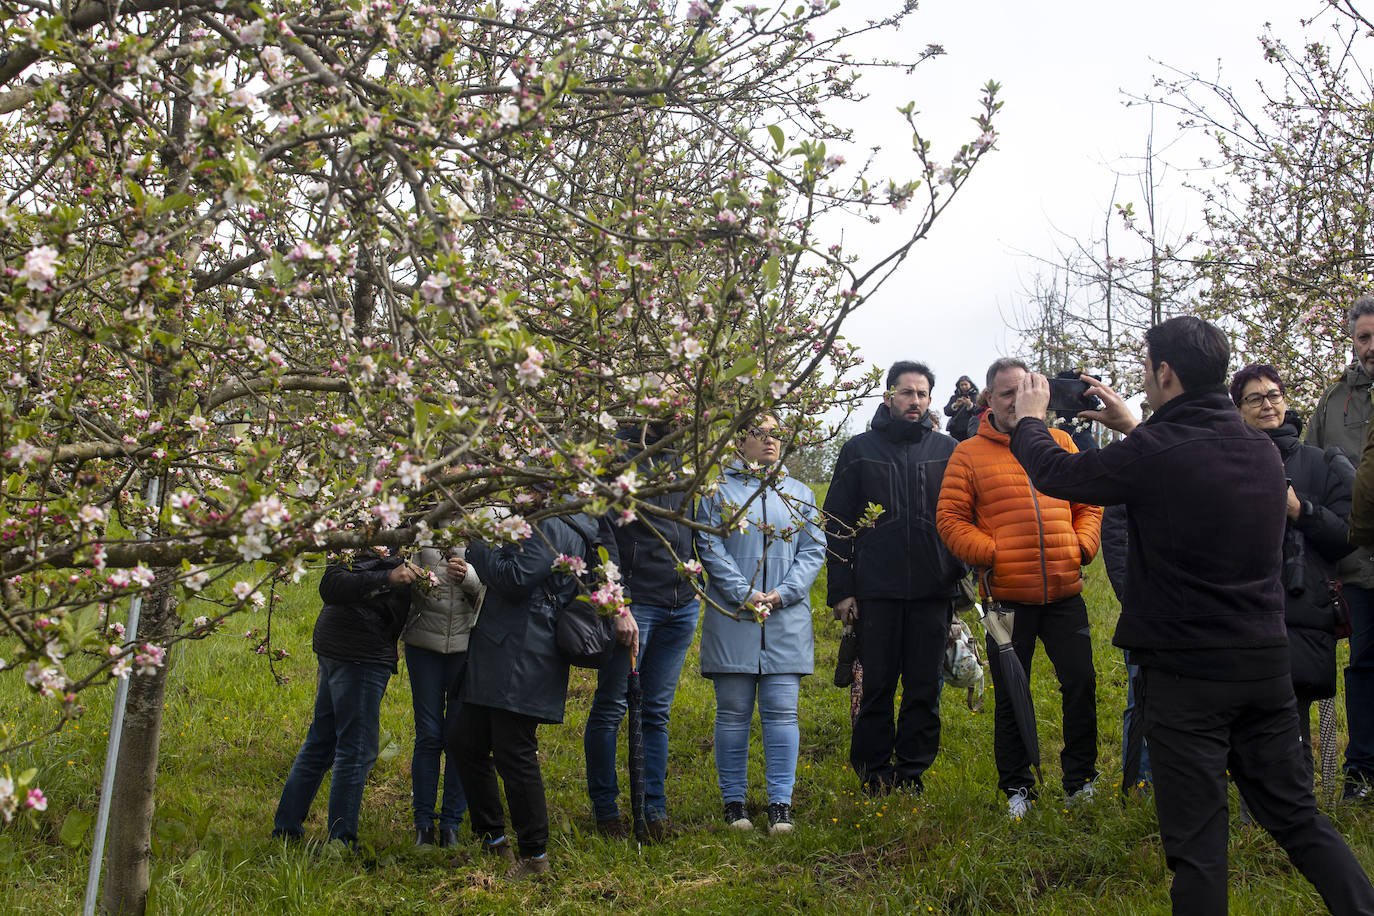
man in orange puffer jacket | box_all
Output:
[937,357,1103,819]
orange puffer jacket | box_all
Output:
[936,413,1102,604]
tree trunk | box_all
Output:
[100,575,177,915]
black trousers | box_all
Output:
[987,594,1098,796]
[849,597,951,789]
[450,702,548,858]
[1142,668,1374,916]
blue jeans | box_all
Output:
[405,643,467,831]
[712,673,802,805]
[1122,653,1152,784]
[272,655,391,845]
[584,600,699,821]
[1344,585,1374,778]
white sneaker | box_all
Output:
[1066,782,1095,807]
[1007,787,1032,820]
[724,801,753,830]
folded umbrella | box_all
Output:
[978,571,1041,786]
[1319,696,1339,805]
[627,652,648,843]
[1122,665,1147,796]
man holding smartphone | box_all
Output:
[1008,316,1374,915]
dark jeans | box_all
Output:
[405,643,467,831]
[1344,585,1374,779]
[986,594,1098,796]
[452,702,548,858]
[272,655,391,845]
[584,600,699,821]
[1143,668,1374,916]
[849,597,951,789]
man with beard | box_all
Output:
[823,361,965,795]
[1307,295,1374,803]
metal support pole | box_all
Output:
[83,477,159,916]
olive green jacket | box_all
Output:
[1310,363,1374,584]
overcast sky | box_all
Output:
[819,0,1331,426]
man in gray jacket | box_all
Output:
[1306,294,1374,802]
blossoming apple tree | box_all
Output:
[0,0,997,910]
[1150,4,1374,404]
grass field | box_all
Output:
[0,555,1368,914]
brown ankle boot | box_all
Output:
[505,855,551,881]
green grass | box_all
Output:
[0,558,1369,914]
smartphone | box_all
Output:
[1047,376,1100,414]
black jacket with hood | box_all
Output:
[943,377,980,443]
[823,404,964,605]
[465,513,598,724]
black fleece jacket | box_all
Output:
[1009,385,1289,663]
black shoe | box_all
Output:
[438,828,460,848]
[414,827,437,847]
[646,817,673,843]
[724,801,753,830]
[766,803,794,835]
[862,778,894,798]
[595,818,628,839]
[834,626,859,687]
[1343,778,1373,805]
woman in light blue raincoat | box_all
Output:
[697,415,826,834]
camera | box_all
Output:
[1047,374,1102,415]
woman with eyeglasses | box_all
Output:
[696,415,826,834]
[1231,363,1357,780]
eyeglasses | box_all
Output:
[747,426,784,441]
[1241,390,1284,408]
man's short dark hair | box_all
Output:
[1144,316,1230,391]
[1349,296,1374,336]
[985,357,1029,392]
[886,360,934,392]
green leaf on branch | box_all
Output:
[148,193,195,216]
[768,124,784,153]
[719,355,757,383]
[761,255,779,290]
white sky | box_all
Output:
[820,0,1332,426]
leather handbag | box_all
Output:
[552,521,617,669]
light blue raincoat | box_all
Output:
[696,463,826,676]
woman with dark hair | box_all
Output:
[943,375,980,442]
[1231,362,1357,780]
